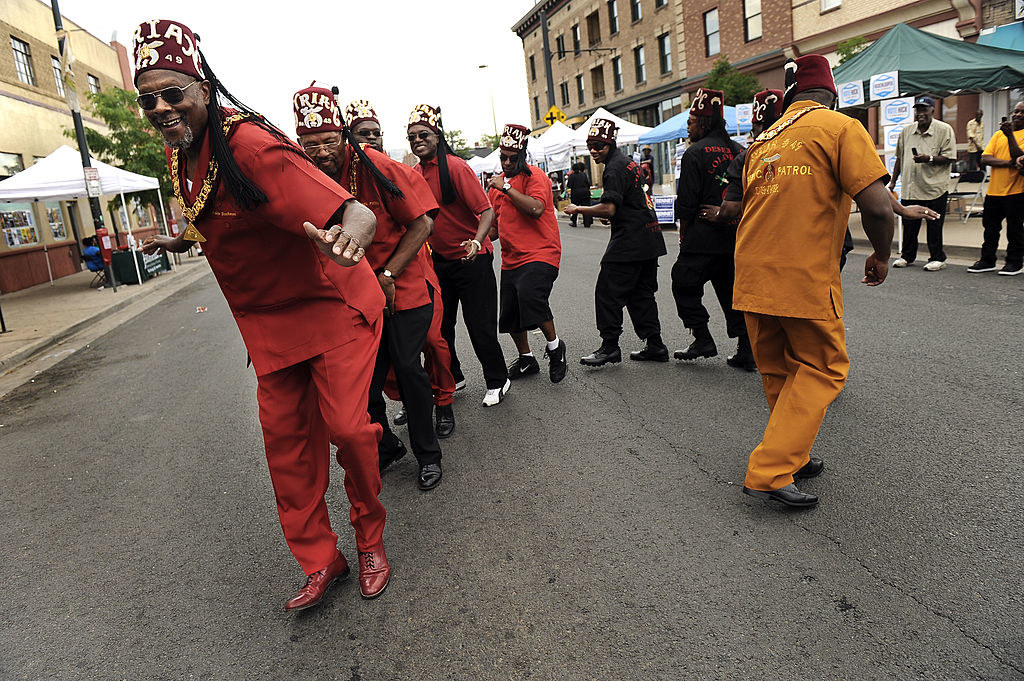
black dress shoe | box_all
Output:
[418,463,442,490]
[434,404,455,439]
[580,345,621,367]
[545,340,568,383]
[794,457,824,480]
[378,438,407,472]
[674,337,718,360]
[629,343,669,362]
[743,484,818,508]
[393,409,407,426]
[507,354,541,380]
[726,351,757,371]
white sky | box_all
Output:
[58,0,537,154]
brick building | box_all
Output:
[1,0,142,293]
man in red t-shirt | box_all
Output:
[345,100,457,437]
[408,105,511,407]
[293,85,445,491]
[134,20,388,610]
[485,124,567,383]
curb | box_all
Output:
[0,263,212,372]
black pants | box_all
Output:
[969,151,982,171]
[570,192,593,228]
[595,259,662,344]
[899,193,948,263]
[980,193,1024,267]
[368,300,440,466]
[432,252,508,390]
[670,252,746,338]
[840,228,854,271]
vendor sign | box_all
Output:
[880,97,914,126]
[653,195,675,225]
[735,104,753,128]
[883,124,905,152]
[837,81,864,108]
[870,71,899,101]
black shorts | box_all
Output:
[499,262,559,333]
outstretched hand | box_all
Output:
[303,222,365,266]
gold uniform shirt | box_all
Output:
[735,102,889,321]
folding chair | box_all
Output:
[86,260,107,288]
[946,169,987,222]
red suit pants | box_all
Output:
[255,317,385,575]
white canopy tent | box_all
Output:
[534,121,575,172]
[543,108,654,156]
[0,145,168,285]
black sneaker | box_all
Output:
[507,354,541,380]
[674,337,717,360]
[967,260,997,273]
[545,340,568,383]
[998,263,1023,276]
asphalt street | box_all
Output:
[1,222,1021,680]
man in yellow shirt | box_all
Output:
[967,102,1024,276]
[735,55,895,509]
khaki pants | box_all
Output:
[743,312,849,491]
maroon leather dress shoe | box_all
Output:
[358,545,391,599]
[285,552,350,611]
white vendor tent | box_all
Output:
[544,108,654,156]
[534,121,575,172]
[0,145,170,286]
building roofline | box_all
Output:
[512,0,571,37]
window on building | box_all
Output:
[10,37,35,86]
[655,0,666,7]
[657,33,672,74]
[630,0,642,22]
[587,11,601,46]
[634,45,646,84]
[572,25,581,54]
[556,34,566,59]
[576,74,585,105]
[591,65,606,99]
[88,74,101,94]
[0,203,40,248]
[534,96,540,122]
[560,81,570,106]
[659,96,682,121]
[612,56,623,92]
[529,55,536,81]
[608,0,619,34]
[1,152,25,180]
[744,0,762,41]
[704,9,720,57]
[821,0,841,10]
[51,56,65,97]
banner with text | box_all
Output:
[870,71,900,101]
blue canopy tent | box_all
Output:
[638,105,751,144]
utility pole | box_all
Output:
[51,0,117,291]
[540,10,556,108]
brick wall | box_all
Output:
[682,0,792,87]
[982,0,1016,27]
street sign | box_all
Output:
[1017,0,1023,20]
[543,105,566,126]
[83,167,101,198]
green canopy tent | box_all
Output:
[832,23,1024,101]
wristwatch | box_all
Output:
[381,268,394,279]
[929,155,934,163]
[501,181,511,193]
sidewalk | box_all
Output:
[0,255,212,372]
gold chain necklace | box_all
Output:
[171,113,249,242]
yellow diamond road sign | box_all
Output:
[543,105,566,126]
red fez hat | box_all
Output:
[293,82,343,136]
[408,104,442,134]
[345,100,379,129]
[784,55,837,106]
[499,124,529,153]
[691,87,724,118]
[752,89,784,125]
[587,118,617,145]
[132,19,205,85]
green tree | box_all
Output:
[478,133,500,151]
[705,57,761,106]
[837,36,868,65]
[63,87,170,211]
[444,129,472,158]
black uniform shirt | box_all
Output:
[675,129,742,254]
[600,147,667,263]
[723,148,746,204]
[567,170,591,197]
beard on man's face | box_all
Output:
[163,122,195,150]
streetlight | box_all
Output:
[478,64,498,141]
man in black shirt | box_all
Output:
[565,119,668,366]
[566,162,593,228]
[672,88,752,369]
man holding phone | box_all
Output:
[888,97,955,271]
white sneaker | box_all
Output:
[481,379,511,407]
[892,257,909,268]
[923,260,946,271]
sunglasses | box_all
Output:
[586,142,607,151]
[355,129,382,139]
[407,131,435,142]
[499,153,519,163]
[301,138,343,154]
[136,81,200,111]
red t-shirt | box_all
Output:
[487,166,561,270]
[172,120,384,376]
[414,154,493,260]
[339,145,439,311]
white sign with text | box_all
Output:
[838,81,865,108]
[870,71,900,101]
[880,97,915,127]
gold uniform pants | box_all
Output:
[743,312,850,491]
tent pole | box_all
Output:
[42,241,54,286]
[155,186,175,270]
[120,189,143,285]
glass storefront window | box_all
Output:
[134,200,153,228]
[1,203,40,248]
[45,202,67,240]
